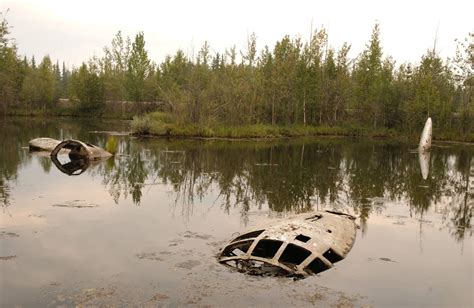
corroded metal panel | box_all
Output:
[29,138,112,160]
[51,139,112,160]
[29,138,61,152]
[218,210,357,277]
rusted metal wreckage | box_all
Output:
[29,138,112,159]
[218,210,357,278]
[29,138,112,175]
[29,137,62,152]
[50,139,112,159]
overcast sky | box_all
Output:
[2,0,473,67]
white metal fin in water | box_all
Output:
[418,149,430,180]
[419,117,432,151]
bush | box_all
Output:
[148,111,175,124]
[130,115,152,134]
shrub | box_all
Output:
[130,115,152,134]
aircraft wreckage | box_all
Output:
[419,117,432,152]
[29,138,112,159]
[29,138,112,175]
[418,118,433,180]
[218,210,357,278]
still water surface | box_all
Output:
[0,117,473,307]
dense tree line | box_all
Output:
[1,11,472,134]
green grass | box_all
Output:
[433,131,474,143]
[130,112,425,140]
[105,136,118,154]
[130,112,474,142]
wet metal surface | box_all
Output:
[419,117,432,151]
[29,137,61,152]
[50,139,112,159]
[218,211,357,277]
[0,117,473,307]
[29,137,113,175]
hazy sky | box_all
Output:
[2,0,473,67]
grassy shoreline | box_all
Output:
[130,113,474,143]
[134,125,474,143]
[2,111,472,143]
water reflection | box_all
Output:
[418,149,430,180]
[88,138,473,241]
[0,117,127,211]
[1,118,473,242]
[51,155,90,175]
[50,155,111,176]
[442,155,473,241]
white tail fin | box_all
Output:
[419,117,432,151]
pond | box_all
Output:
[0,117,472,307]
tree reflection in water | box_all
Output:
[86,138,473,242]
[1,117,472,242]
[0,117,126,212]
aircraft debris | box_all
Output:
[218,210,357,278]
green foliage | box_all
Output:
[127,32,150,102]
[0,11,23,111]
[351,23,389,129]
[1,11,66,112]
[100,31,130,101]
[130,115,153,134]
[105,136,118,154]
[20,56,58,109]
[70,63,104,112]
[451,33,473,134]
[130,112,405,139]
[0,10,472,140]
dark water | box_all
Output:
[1,117,472,307]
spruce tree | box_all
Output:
[127,32,150,102]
